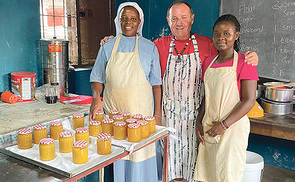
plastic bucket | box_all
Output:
[11,71,36,102]
[242,151,264,182]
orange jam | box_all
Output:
[89,120,101,137]
[126,118,137,125]
[145,116,156,134]
[17,128,33,149]
[102,118,114,136]
[73,113,84,130]
[113,115,124,122]
[113,121,127,140]
[109,109,119,119]
[94,110,105,122]
[97,133,112,155]
[128,123,141,143]
[33,124,48,144]
[132,114,143,121]
[59,132,74,153]
[137,120,150,139]
[75,127,89,145]
[50,121,63,140]
[72,140,88,164]
[120,111,131,122]
[39,138,55,161]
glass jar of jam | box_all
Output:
[94,110,104,122]
[113,115,124,123]
[109,109,119,119]
[73,113,84,130]
[128,123,141,143]
[113,121,127,140]
[126,118,137,125]
[102,118,114,136]
[137,120,150,139]
[120,111,131,122]
[75,127,89,145]
[144,116,156,134]
[132,114,143,121]
[89,120,101,137]
[97,133,112,155]
[17,128,32,149]
[50,121,63,140]
[72,140,88,164]
[59,132,74,153]
[33,124,48,144]
[39,138,55,161]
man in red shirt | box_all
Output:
[153,1,258,182]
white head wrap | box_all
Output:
[114,2,144,36]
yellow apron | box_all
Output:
[194,51,250,182]
[103,34,155,162]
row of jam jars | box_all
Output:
[120,111,131,122]
[75,127,89,145]
[128,123,141,143]
[144,116,156,134]
[59,132,74,153]
[94,110,104,122]
[33,124,47,144]
[109,109,119,119]
[50,121,63,140]
[113,121,127,140]
[102,118,114,136]
[97,133,112,155]
[39,138,55,161]
[137,120,150,139]
[89,120,101,137]
[17,128,33,149]
[73,113,84,130]
[73,140,88,164]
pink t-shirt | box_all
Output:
[202,52,259,100]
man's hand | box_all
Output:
[245,51,259,66]
[100,35,115,46]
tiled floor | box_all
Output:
[262,165,295,182]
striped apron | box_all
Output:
[162,35,203,182]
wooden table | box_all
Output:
[250,109,295,141]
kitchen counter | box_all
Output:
[250,109,295,141]
[0,100,89,136]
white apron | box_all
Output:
[103,34,155,162]
[162,35,203,182]
[194,51,250,182]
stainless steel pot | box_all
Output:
[261,98,293,115]
[256,84,266,99]
[264,82,294,102]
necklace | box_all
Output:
[173,38,191,63]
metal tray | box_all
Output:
[0,139,125,178]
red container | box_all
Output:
[11,71,36,102]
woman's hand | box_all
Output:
[196,121,205,145]
[245,51,259,66]
[89,100,103,121]
[205,121,225,137]
[100,35,115,46]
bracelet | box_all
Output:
[154,115,162,119]
[220,120,229,130]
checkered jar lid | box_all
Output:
[97,133,111,139]
[73,140,87,148]
[89,120,101,125]
[113,115,123,120]
[59,131,73,138]
[126,118,137,124]
[96,110,104,115]
[128,123,140,129]
[33,124,46,130]
[40,138,54,145]
[50,121,62,126]
[137,120,148,126]
[114,121,126,126]
[75,127,89,133]
[18,128,32,134]
[73,113,84,118]
[132,114,143,119]
[144,116,155,121]
[102,118,114,124]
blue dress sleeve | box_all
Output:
[90,46,108,84]
[149,45,162,86]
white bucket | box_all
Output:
[242,151,264,182]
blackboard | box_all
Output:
[220,0,295,82]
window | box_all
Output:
[40,0,78,65]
